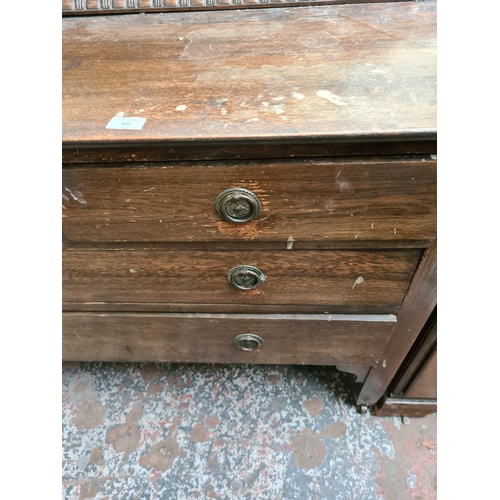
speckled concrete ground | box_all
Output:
[62,363,437,500]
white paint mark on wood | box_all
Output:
[394,228,397,235]
[430,154,437,160]
[143,187,154,192]
[115,112,125,118]
[316,90,348,106]
[261,102,269,107]
[382,360,387,368]
[245,117,259,123]
[221,108,227,115]
[292,92,305,100]
[371,223,375,229]
[175,105,187,111]
[129,269,138,273]
[409,92,418,102]
[298,31,340,48]
[371,69,386,74]
[65,187,86,205]
[324,200,336,211]
[352,277,364,289]
[287,236,295,250]
[297,17,337,25]
[272,96,285,101]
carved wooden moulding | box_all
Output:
[62,0,382,14]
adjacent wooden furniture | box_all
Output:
[374,308,437,417]
[62,1,437,411]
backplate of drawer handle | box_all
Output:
[227,265,266,290]
[215,187,262,223]
[234,334,264,351]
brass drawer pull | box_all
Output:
[215,187,262,223]
[227,265,266,290]
[234,334,264,351]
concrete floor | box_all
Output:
[62,362,437,500]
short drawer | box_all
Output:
[62,157,436,243]
[63,249,421,313]
[62,312,396,365]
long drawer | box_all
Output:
[62,158,436,243]
[62,312,396,365]
[63,249,421,312]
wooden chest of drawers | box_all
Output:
[62,1,437,409]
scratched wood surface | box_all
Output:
[63,249,421,308]
[62,312,396,365]
[62,157,437,243]
[62,2,437,145]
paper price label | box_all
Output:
[105,117,147,130]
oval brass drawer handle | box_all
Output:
[215,187,262,223]
[227,265,266,290]
[234,334,264,351]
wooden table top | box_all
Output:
[62,2,436,146]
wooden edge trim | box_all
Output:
[374,396,437,417]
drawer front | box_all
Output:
[62,312,396,365]
[62,158,436,243]
[63,249,421,312]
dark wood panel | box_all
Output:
[62,2,436,145]
[63,249,421,308]
[374,397,436,417]
[62,142,437,164]
[405,349,437,399]
[357,239,437,406]
[62,158,436,243]
[62,312,396,365]
[392,314,436,395]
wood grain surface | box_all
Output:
[357,239,436,406]
[62,312,396,365]
[404,349,437,399]
[62,157,437,243]
[63,249,421,308]
[391,311,436,395]
[62,2,436,145]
